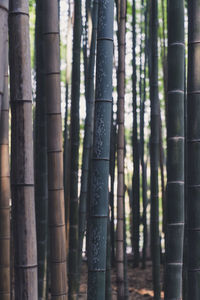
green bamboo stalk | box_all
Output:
[0,21,10,300]
[116,0,127,297]
[149,1,160,299]
[132,0,140,267]
[79,0,98,266]
[35,1,48,298]
[87,0,114,298]
[43,1,67,298]
[187,2,200,298]
[165,1,185,299]
[9,0,38,298]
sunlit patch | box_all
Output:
[132,288,164,299]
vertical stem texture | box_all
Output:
[68,1,82,298]
[149,1,160,299]
[43,1,67,298]
[116,0,126,298]
[132,0,140,267]
[87,0,114,298]
[35,0,48,298]
[9,0,38,298]
[165,1,185,299]
[187,2,200,299]
[79,0,98,266]
[0,7,10,298]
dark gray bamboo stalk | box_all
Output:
[79,0,98,268]
[128,188,134,257]
[149,1,160,299]
[183,39,188,300]
[165,1,185,299]
[64,3,73,255]
[68,1,82,298]
[64,83,70,255]
[110,119,116,266]
[142,162,148,269]
[9,0,38,298]
[139,0,144,131]
[43,1,67,298]
[124,190,129,300]
[0,24,10,300]
[160,0,167,237]
[161,0,166,58]
[159,109,166,235]
[105,216,111,300]
[161,0,167,112]
[141,0,148,269]
[132,0,140,267]
[116,0,126,298]
[64,2,73,257]
[187,2,200,298]
[82,0,90,91]
[35,1,48,298]
[87,0,114,298]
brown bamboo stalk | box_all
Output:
[9,0,38,298]
[116,0,127,298]
[43,1,67,299]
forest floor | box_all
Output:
[79,255,164,299]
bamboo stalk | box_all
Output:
[165,1,185,299]
[64,4,73,256]
[0,0,8,114]
[124,190,129,300]
[141,0,148,269]
[187,2,200,298]
[105,215,112,300]
[116,0,127,298]
[9,0,38,298]
[149,1,160,299]
[79,0,98,268]
[0,16,10,300]
[132,0,140,267]
[43,1,67,298]
[35,1,48,298]
[110,119,116,266]
[87,0,114,298]
[68,1,82,298]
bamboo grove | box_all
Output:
[1,0,200,299]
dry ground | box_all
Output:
[79,258,164,299]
